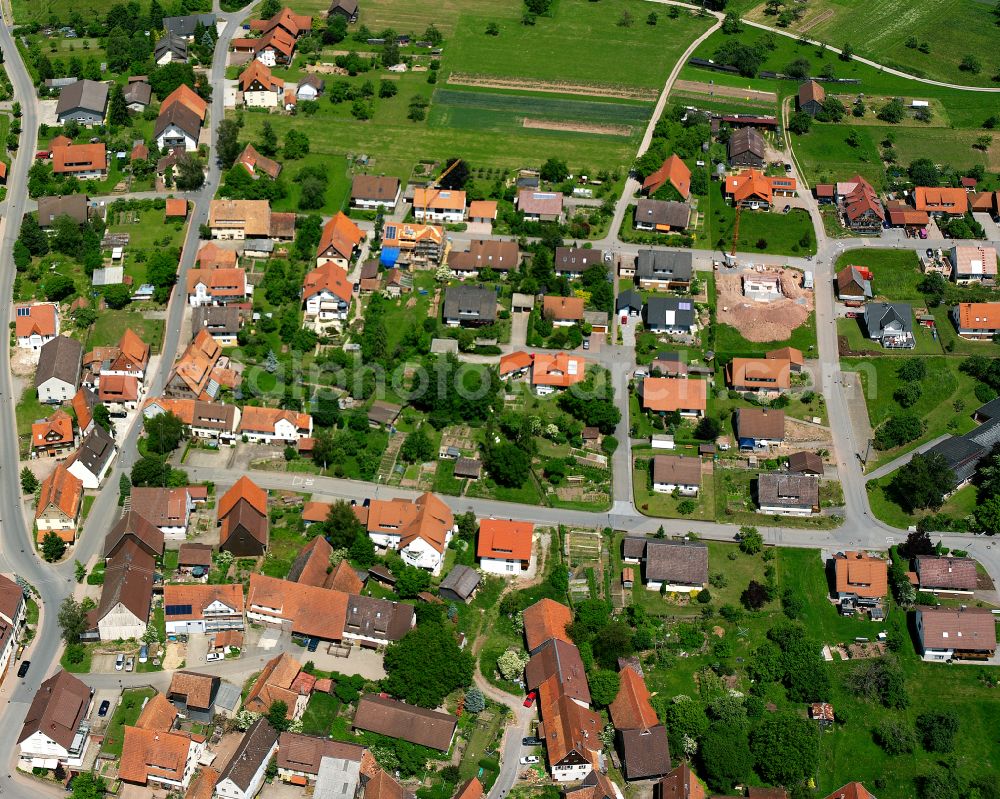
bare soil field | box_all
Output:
[716,269,815,342]
[446,72,658,101]
[673,79,777,102]
[523,118,633,136]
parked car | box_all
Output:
[138,644,148,663]
[523,690,537,708]
[206,652,224,662]
[919,228,928,239]
[782,204,791,214]
[17,661,30,678]
[115,654,125,671]
[125,657,134,672]
[521,737,543,746]
[519,756,540,765]
[582,338,590,350]
[98,700,111,717]
[926,248,934,258]
[307,638,320,652]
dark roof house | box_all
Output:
[442,285,497,326]
[353,695,458,751]
[438,565,481,602]
[643,539,708,588]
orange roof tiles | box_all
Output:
[135,692,179,731]
[237,406,311,435]
[119,725,191,784]
[834,551,888,599]
[15,303,57,338]
[32,409,73,450]
[531,352,587,388]
[247,574,349,642]
[165,198,187,218]
[538,674,602,770]
[303,262,353,303]
[641,377,707,413]
[609,667,659,731]
[955,302,1000,330]
[467,200,497,220]
[726,357,792,389]
[523,598,573,651]
[196,242,238,269]
[302,500,332,523]
[642,154,691,199]
[725,169,773,204]
[118,328,150,370]
[499,351,533,376]
[542,295,585,321]
[317,212,364,261]
[35,463,83,527]
[239,60,285,93]
[52,143,106,174]
[219,476,267,518]
[245,651,307,716]
[365,492,454,554]
[98,374,140,403]
[185,267,248,297]
[414,187,467,212]
[821,784,876,799]
[162,84,208,120]
[163,583,244,622]
[914,186,968,214]
[766,346,804,366]
[477,519,533,562]
[72,388,94,431]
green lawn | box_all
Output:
[102,687,157,756]
[15,387,50,438]
[697,186,817,257]
[103,207,187,287]
[632,456,716,521]
[790,123,886,188]
[742,0,1000,89]
[931,305,1000,357]
[867,476,980,529]
[837,316,942,356]
[301,692,342,737]
[833,250,925,302]
[163,550,179,572]
[86,311,165,354]
[713,313,818,357]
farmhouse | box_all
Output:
[916,606,997,662]
[914,186,968,216]
[90,539,155,640]
[756,473,819,516]
[651,455,701,496]
[155,101,202,152]
[610,666,671,781]
[218,476,269,556]
[352,695,457,752]
[240,61,285,108]
[727,127,766,168]
[538,675,603,782]
[209,199,272,240]
[841,175,885,232]
[34,464,82,542]
[522,597,574,653]
[625,538,708,592]
[797,80,825,116]
[31,410,74,460]
[52,143,107,179]
[237,144,282,179]
[163,583,246,635]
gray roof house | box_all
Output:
[728,127,766,168]
[164,13,217,39]
[926,412,1000,487]
[67,424,117,489]
[634,199,690,232]
[216,718,280,799]
[35,335,83,403]
[155,33,188,64]
[56,79,108,126]
[756,473,819,515]
[643,539,708,591]
[123,80,152,110]
[438,565,481,603]
[442,285,497,327]
[616,289,643,316]
[862,302,914,348]
[636,250,693,289]
[644,297,696,334]
[554,247,604,277]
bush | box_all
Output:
[874,718,916,755]
[917,710,959,752]
[697,588,712,604]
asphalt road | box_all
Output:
[0,2,998,796]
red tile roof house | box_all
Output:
[477,519,534,575]
[17,670,93,770]
[642,154,691,200]
[413,187,467,223]
[302,262,354,330]
[915,555,978,594]
[14,303,59,350]
[186,267,251,307]
[610,666,671,781]
[52,142,107,179]
[364,492,456,575]
[316,212,364,268]
[237,406,313,444]
[31,409,74,459]
[542,295,585,327]
[163,582,246,636]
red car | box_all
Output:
[523,691,537,708]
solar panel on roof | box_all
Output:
[165,604,193,615]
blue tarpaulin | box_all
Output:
[380,247,400,266]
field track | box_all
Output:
[446,72,658,101]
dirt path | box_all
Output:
[673,79,777,102]
[446,72,659,101]
[523,118,633,136]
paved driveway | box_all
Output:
[510,311,529,347]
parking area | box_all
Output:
[89,688,121,731]
[306,644,387,679]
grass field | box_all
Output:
[743,0,1000,88]
[11,0,120,24]
[697,182,817,256]
[833,249,924,301]
[713,313,818,356]
[86,311,165,353]
[867,476,979,529]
